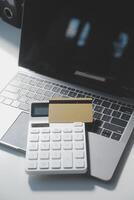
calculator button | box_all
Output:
[40,142,50,150]
[52,134,61,141]
[39,161,49,169]
[27,161,37,169]
[74,142,84,150]
[29,142,38,150]
[28,151,38,160]
[63,129,72,133]
[75,159,85,168]
[74,134,84,141]
[75,151,84,159]
[51,160,61,169]
[41,128,50,133]
[52,129,61,133]
[74,128,83,133]
[51,151,61,159]
[40,134,50,141]
[39,151,49,160]
[74,122,83,127]
[52,142,61,150]
[63,151,73,168]
[63,142,72,150]
[29,134,39,142]
[31,129,40,134]
[63,134,72,141]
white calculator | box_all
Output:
[25,102,87,175]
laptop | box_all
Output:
[0,0,134,181]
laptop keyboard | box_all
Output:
[0,73,133,142]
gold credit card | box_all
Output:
[49,98,93,123]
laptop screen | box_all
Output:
[19,0,134,95]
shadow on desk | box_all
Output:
[28,131,134,192]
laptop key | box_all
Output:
[26,92,35,98]
[112,111,121,118]
[11,100,20,108]
[36,89,44,94]
[93,99,102,105]
[103,122,124,134]
[44,84,53,90]
[1,91,18,100]
[103,108,112,115]
[102,129,112,138]
[34,94,44,101]
[111,133,121,141]
[102,101,111,108]
[19,103,29,111]
[60,89,69,95]
[77,93,85,98]
[36,81,45,88]
[94,112,102,120]
[18,96,27,103]
[102,115,111,122]
[111,104,120,110]
[120,106,133,115]
[3,98,13,105]
[121,114,131,121]
[111,118,128,128]
[5,85,20,93]
[52,86,61,93]
[68,91,77,97]
[93,127,102,134]
[94,105,103,112]
[92,120,103,133]
[44,91,53,98]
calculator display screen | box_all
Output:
[31,103,49,117]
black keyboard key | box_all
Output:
[102,101,111,108]
[102,115,111,122]
[100,96,107,100]
[60,89,69,95]
[103,108,112,115]
[102,129,112,138]
[68,87,75,91]
[94,127,102,135]
[94,105,103,113]
[68,91,77,97]
[112,111,121,118]
[120,106,133,115]
[103,122,124,134]
[111,117,127,128]
[121,114,131,121]
[111,133,121,141]
[93,99,102,105]
[111,104,120,110]
[77,93,85,98]
[92,120,103,133]
[94,112,102,120]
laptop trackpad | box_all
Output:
[0,105,29,151]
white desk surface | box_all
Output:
[0,19,134,200]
